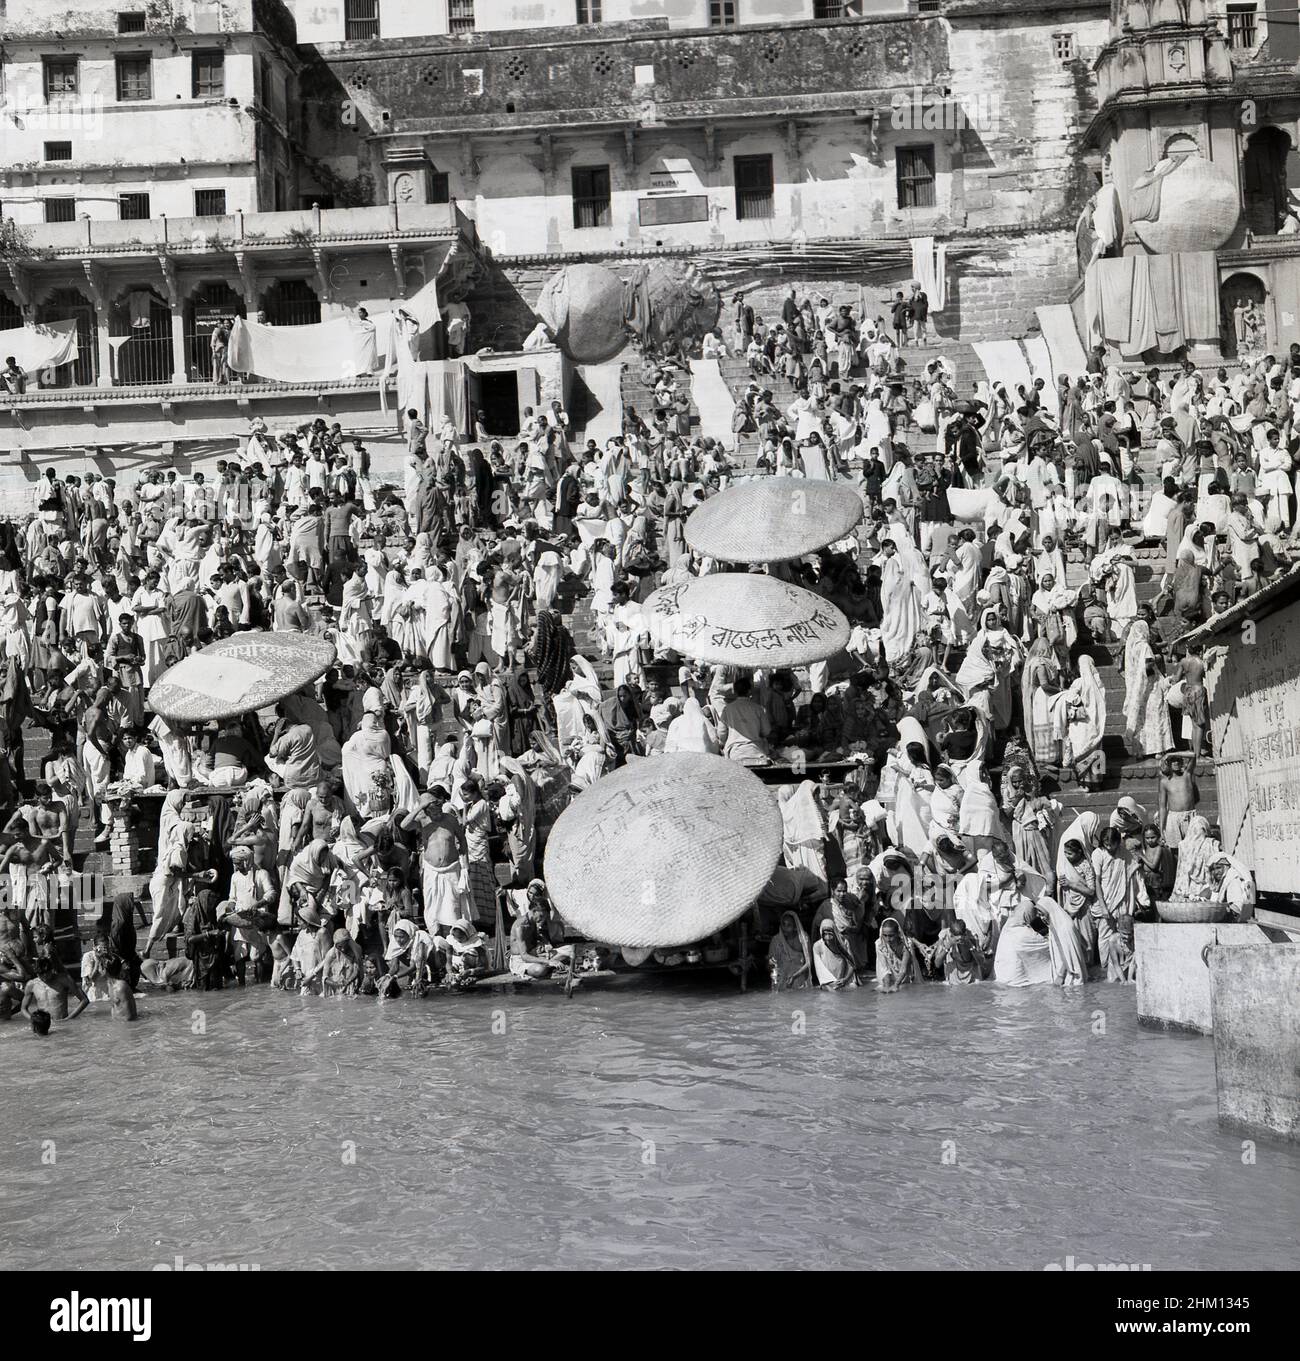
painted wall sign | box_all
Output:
[1233,606,1300,893]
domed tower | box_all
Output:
[1081,0,1300,360]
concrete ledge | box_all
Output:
[1208,944,1300,1143]
[1136,922,1299,1035]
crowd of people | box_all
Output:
[0,282,1283,1030]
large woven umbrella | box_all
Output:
[639,573,849,667]
[147,630,337,723]
[684,477,864,564]
[543,752,782,948]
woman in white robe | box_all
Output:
[1123,619,1173,758]
[664,697,720,754]
[992,900,1054,986]
[877,547,922,664]
[778,782,828,889]
[340,707,419,820]
[1104,558,1139,640]
[1063,655,1107,789]
[533,550,562,614]
[420,567,456,671]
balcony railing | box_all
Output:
[13,202,460,257]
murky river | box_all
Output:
[2,977,1296,1270]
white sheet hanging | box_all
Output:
[0,319,79,378]
[227,315,377,384]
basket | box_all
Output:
[684,477,864,563]
[1155,898,1229,924]
[637,573,850,667]
[543,752,783,948]
[148,630,337,723]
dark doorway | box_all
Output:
[1243,126,1291,235]
[1220,271,1268,359]
[478,371,520,437]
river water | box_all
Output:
[2,977,1296,1271]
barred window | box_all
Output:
[1052,32,1076,61]
[119,192,151,220]
[43,58,79,100]
[576,0,602,21]
[192,51,225,98]
[344,0,380,40]
[572,165,611,229]
[194,189,227,215]
[735,154,774,221]
[44,199,77,223]
[896,145,936,209]
[709,1,737,26]
[116,55,152,102]
[449,0,476,32]
[1227,4,1257,49]
[44,141,73,161]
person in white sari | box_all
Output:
[420,566,456,671]
[778,781,828,889]
[553,656,606,747]
[1101,557,1139,641]
[1123,618,1173,758]
[877,540,922,664]
[1063,655,1107,789]
[664,696,720,754]
[993,899,1054,986]
[533,550,562,613]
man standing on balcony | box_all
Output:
[0,356,25,396]
[444,300,470,358]
[210,322,231,385]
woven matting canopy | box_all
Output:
[543,753,782,948]
[684,477,864,563]
[148,630,337,723]
[640,573,850,667]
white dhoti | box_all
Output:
[83,742,111,800]
[421,858,470,933]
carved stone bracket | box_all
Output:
[310,246,332,305]
[155,253,180,308]
[82,261,109,316]
[539,132,555,176]
[234,250,259,315]
[389,244,407,299]
[702,124,718,173]
[2,261,34,320]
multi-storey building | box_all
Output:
[1,0,1298,500]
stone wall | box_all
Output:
[1208,943,1300,1142]
[467,226,1085,349]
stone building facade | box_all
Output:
[2,0,1298,494]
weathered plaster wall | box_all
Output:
[286,0,911,44]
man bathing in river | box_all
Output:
[21,954,88,1023]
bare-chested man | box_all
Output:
[106,954,137,1020]
[1157,754,1199,849]
[22,953,88,1022]
[3,782,70,864]
[400,785,471,938]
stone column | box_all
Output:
[95,311,114,388]
[170,307,187,385]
